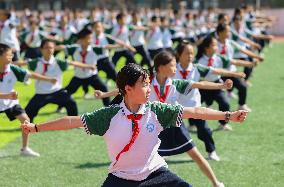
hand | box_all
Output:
[21,120,37,134]
[229,110,248,123]
[94,90,105,99]
[257,55,264,62]
[223,79,233,89]
[126,44,137,53]
[49,78,57,84]
[7,91,18,100]
[88,65,97,71]
[237,72,246,79]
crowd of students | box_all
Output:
[0,4,275,187]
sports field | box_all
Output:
[0,41,283,187]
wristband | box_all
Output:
[225,112,231,123]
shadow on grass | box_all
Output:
[75,162,110,169]
[166,160,194,165]
[0,128,21,133]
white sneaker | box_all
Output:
[217,124,233,131]
[20,147,40,157]
[227,92,237,99]
[208,151,220,161]
[239,104,252,112]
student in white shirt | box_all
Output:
[22,63,248,187]
[130,12,152,68]
[196,35,246,131]
[0,10,20,62]
[0,43,61,157]
[146,16,164,60]
[24,40,94,122]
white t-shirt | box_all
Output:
[81,101,184,181]
[0,64,29,111]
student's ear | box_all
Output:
[125,85,132,94]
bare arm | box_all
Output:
[212,68,246,79]
[192,79,233,90]
[28,72,57,84]
[239,47,263,61]
[94,89,119,99]
[0,91,18,100]
[21,116,83,134]
[69,61,96,70]
[188,147,223,187]
[239,35,261,50]
[231,59,255,68]
[182,107,248,122]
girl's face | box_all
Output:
[81,34,92,46]
[0,49,13,65]
[41,42,55,58]
[159,58,177,77]
[126,75,151,104]
[205,39,218,56]
[219,26,231,39]
[94,22,103,34]
[179,45,194,66]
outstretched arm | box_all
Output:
[21,116,83,134]
[29,72,57,84]
[182,107,248,123]
[94,89,119,99]
[192,79,233,90]
[212,68,246,79]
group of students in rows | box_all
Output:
[1,4,274,187]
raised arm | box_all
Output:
[21,116,83,134]
[69,61,96,70]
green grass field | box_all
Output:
[0,42,284,187]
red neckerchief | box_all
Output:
[29,32,35,43]
[179,70,190,79]
[153,84,170,103]
[113,113,143,166]
[220,44,226,55]
[80,50,88,71]
[0,66,8,81]
[116,25,124,37]
[208,57,214,67]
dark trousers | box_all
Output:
[82,57,117,94]
[134,45,152,68]
[189,119,215,153]
[102,167,192,187]
[25,47,42,59]
[148,48,163,60]
[237,57,254,80]
[25,89,78,122]
[65,75,110,106]
[97,57,117,81]
[222,76,247,105]
[112,50,136,66]
[200,88,230,125]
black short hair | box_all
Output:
[116,63,149,96]
[77,28,93,39]
[116,12,126,21]
[153,50,175,72]
[0,43,11,56]
[216,23,229,34]
[218,13,227,22]
[40,39,54,48]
